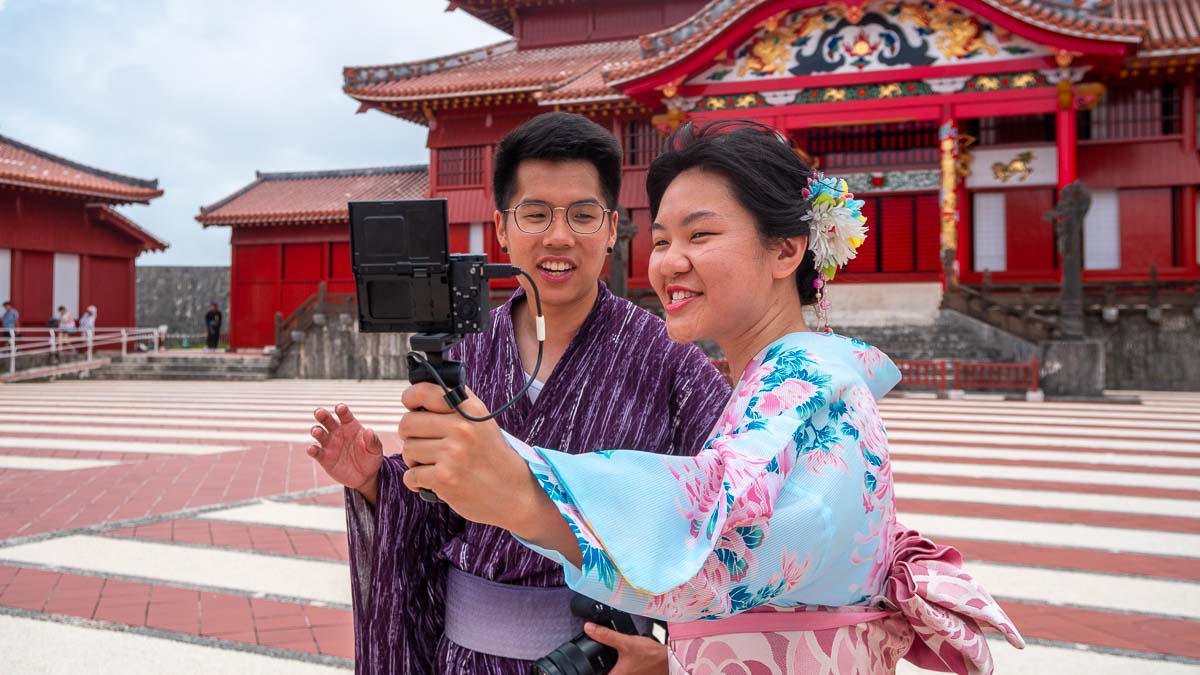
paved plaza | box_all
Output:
[0,380,1196,673]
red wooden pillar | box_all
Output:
[1182,78,1197,154]
[1056,80,1078,192]
[937,118,961,287]
[10,249,22,327]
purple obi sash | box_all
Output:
[443,567,584,660]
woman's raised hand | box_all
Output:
[308,404,384,504]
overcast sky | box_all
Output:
[0,0,507,266]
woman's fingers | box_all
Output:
[399,437,442,467]
[400,382,455,414]
[401,463,434,493]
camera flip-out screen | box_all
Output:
[349,199,454,333]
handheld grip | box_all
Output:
[405,353,468,504]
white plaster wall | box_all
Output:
[809,281,944,327]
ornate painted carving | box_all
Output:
[689,0,1049,84]
[840,169,940,193]
[683,71,1046,112]
[992,151,1036,182]
[938,120,960,284]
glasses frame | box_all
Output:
[502,200,612,235]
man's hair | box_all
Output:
[2,301,10,306]
[492,112,622,211]
[57,306,65,312]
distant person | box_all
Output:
[205,302,222,351]
[79,305,97,334]
[1,301,17,336]
[56,306,76,331]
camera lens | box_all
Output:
[530,635,618,675]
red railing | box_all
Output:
[953,358,1040,393]
[895,360,949,390]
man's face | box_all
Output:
[494,159,618,310]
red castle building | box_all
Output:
[215,0,1200,348]
[0,134,166,329]
[197,166,428,348]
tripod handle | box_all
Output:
[405,353,468,504]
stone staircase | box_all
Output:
[91,351,274,381]
[838,309,1039,363]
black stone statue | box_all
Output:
[608,206,638,299]
[1044,181,1091,340]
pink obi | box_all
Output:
[668,529,1025,675]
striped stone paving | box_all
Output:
[0,380,1197,672]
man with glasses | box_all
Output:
[310,112,729,674]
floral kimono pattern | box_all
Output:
[507,332,1024,673]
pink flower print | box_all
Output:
[805,446,849,475]
[853,347,887,378]
[780,551,812,589]
[671,455,726,538]
[755,378,818,418]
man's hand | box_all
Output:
[584,623,668,675]
[308,404,384,504]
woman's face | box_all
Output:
[649,168,778,345]
[495,159,617,311]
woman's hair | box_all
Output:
[646,120,820,305]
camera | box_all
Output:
[348,199,490,336]
[531,594,645,675]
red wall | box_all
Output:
[229,223,356,348]
[1119,187,1177,273]
[0,190,144,327]
[1004,188,1057,273]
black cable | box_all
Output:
[408,267,544,423]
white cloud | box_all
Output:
[0,0,507,265]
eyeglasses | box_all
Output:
[503,201,610,235]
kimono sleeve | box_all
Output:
[509,346,878,621]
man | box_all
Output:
[308,113,729,674]
[204,302,222,351]
[1,301,17,335]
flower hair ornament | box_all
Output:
[801,172,868,332]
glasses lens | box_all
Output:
[514,203,552,233]
[567,203,605,234]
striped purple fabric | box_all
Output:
[346,283,730,674]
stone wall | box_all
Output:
[1089,309,1200,391]
[136,266,229,338]
[273,311,410,380]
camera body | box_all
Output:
[531,594,644,675]
[348,199,490,335]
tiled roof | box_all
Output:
[1113,0,1200,53]
[538,41,643,104]
[0,134,163,204]
[344,39,636,104]
[446,0,589,34]
[196,165,429,228]
[605,0,1149,86]
[87,205,169,253]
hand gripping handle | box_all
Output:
[405,353,468,504]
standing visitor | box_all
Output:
[205,302,222,351]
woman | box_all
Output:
[397,121,1024,673]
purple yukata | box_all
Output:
[345,282,730,674]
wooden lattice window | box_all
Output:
[438,146,486,187]
[800,121,939,170]
[971,114,1056,145]
[623,120,667,167]
[1080,82,1181,140]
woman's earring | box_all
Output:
[606,246,613,254]
[501,246,508,253]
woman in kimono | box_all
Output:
[397,120,1025,673]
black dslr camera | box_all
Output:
[532,594,654,675]
[349,199,516,502]
[349,199,489,337]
